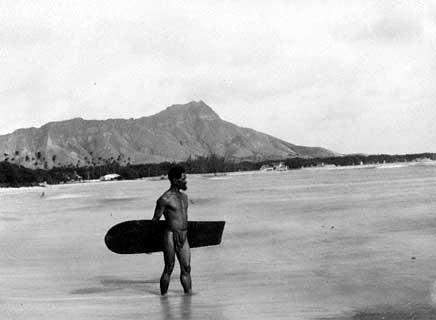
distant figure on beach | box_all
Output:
[40,191,45,198]
[152,165,192,295]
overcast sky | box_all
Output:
[1,1,435,154]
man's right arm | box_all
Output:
[152,198,165,221]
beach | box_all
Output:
[1,165,436,319]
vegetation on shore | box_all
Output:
[0,153,435,187]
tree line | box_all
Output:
[0,152,435,187]
[1,150,132,169]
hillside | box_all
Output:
[0,101,338,168]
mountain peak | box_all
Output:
[161,100,220,121]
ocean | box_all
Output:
[1,165,436,319]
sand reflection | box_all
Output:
[159,294,192,320]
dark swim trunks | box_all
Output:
[173,229,188,250]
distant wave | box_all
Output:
[0,216,21,222]
[207,176,232,180]
[47,194,90,200]
[189,197,222,205]
[100,197,139,203]
[375,163,409,169]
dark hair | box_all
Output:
[168,165,185,181]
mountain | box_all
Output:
[0,101,338,168]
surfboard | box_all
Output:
[104,220,225,254]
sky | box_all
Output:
[1,0,435,154]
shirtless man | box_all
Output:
[152,165,192,295]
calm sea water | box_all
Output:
[1,165,436,319]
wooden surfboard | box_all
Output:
[105,220,225,254]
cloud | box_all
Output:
[371,16,422,42]
[0,25,55,48]
[0,1,436,153]
[331,2,427,43]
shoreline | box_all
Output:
[1,160,435,189]
[302,160,436,171]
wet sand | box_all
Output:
[1,166,436,319]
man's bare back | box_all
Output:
[152,166,192,295]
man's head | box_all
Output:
[168,165,187,190]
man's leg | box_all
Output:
[160,231,175,295]
[176,240,192,294]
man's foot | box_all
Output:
[184,289,193,295]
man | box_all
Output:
[152,165,192,295]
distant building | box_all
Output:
[260,162,288,172]
[72,172,83,181]
[260,164,274,172]
[100,173,121,181]
[274,162,288,171]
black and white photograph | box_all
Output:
[1,1,436,319]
